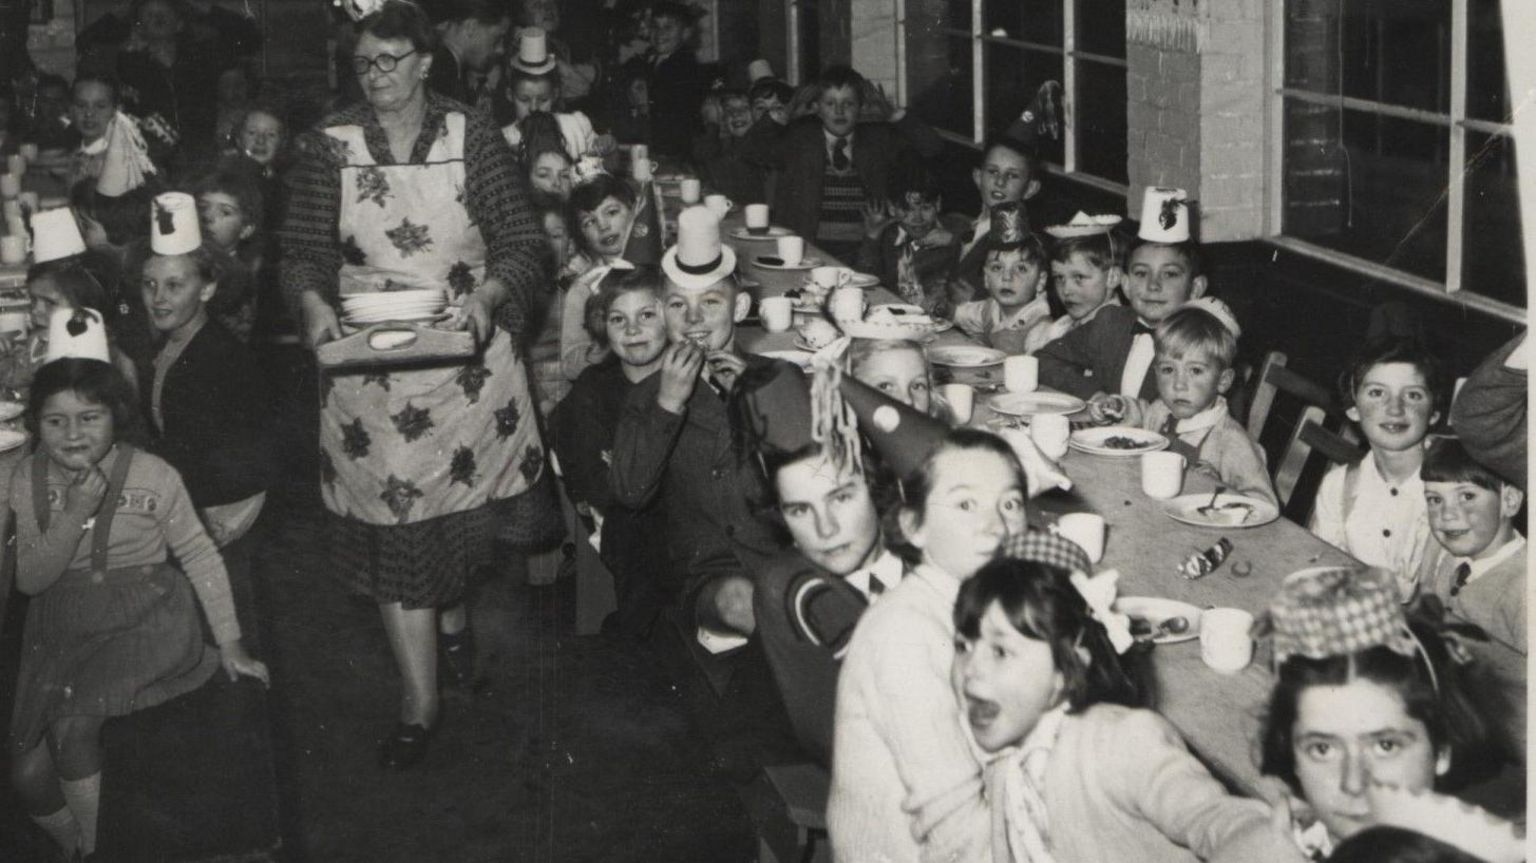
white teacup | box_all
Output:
[1140,451,1186,499]
[704,194,733,219]
[775,235,804,266]
[1200,608,1255,673]
[5,155,24,179]
[1030,413,1071,459]
[0,175,18,199]
[744,203,771,234]
[830,286,865,323]
[1004,355,1038,393]
[0,235,26,265]
[679,178,702,204]
[941,383,974,424]
[631,158,657,182]
[760,296,793,332]
[1054,512,1105,563]
[811,266,850,291]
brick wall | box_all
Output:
[848,0,898,97]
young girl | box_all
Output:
[955,554,1304,861]
[2,264,138,397]
[9,358,268,858]
[829,424,1029,862]
[527,192,575,413]
[560,175,640,381]
[1309,339,1443,599]
[1259,567,1493,860]
[527,145,575,201]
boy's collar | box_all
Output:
[1463,532,1525,570]
[1167,396,1227,435]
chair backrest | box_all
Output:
[1246,351,1339,441]
[1275,404,1367,515]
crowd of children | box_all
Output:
[0,0,1526,860]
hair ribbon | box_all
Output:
[1069,569,1133,654]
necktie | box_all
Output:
[1450,561,1472,596]
[832,136,850,171]
[1159,412,1179,438]
[866,573,885,597]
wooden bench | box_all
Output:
[756,763,831,863]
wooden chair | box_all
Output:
[1274,405,1366,516]
[758,763,832,863]
[1245,351,1339,441]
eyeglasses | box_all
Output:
[351,49,417,76]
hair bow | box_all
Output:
[1069,569,1133,654]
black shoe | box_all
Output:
[440,628,476,689]
[378,722,433,770]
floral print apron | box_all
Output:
[317,112,543,526]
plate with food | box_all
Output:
[753,255,823,271]
[1162,492,1280,528]
[781,288,825,313]
[840,304,952,340]
[927,345,1007,368]
[1069,425,1168,456]
[987,391,1087,417]
[728,226,794,240]
[1114,596,1201,645]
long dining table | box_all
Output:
[717,214,1526,798]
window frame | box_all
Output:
[895,0,1130,194]
[1264,0,1524,321]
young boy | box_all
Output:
[1416,438,1525,651]
[949,134,1042,305]
[748,77,793,127]
[1310,338,1443,599]
[855,163,964,316]
[737,65,943,261]
[608,207,782,641]
[625,1,707,159]
[193,164,265,342]
[1089,299,1276,506]
[1032,217,1125,351]
[694,88,768,205]
[1037,187,1205,401]
[949,204,1050,355]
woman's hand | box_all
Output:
[63,466,109,520]
[657,341,704,414]
[456,281,508,344]
[300,292,341,348]
[219,640,271,686]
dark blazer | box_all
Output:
[1035,304,1159,401]
[753,552,870,767]
[145,320,275,507]
[631,49,706,158]
[737,115,944,243]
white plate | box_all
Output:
[1069,425,1169,456]
[729,226,793,240]
[753,255,822,271]
[340,303,446,315]
[0,401,24,422]
[0,428,27,453]
[341,289,445,305]
[987,391,1086,417]
[1113,596,1201,644]
[757,349,814,370]
[1162,492,1280,528]
[342,311,450,325]
[927,346,1007,368]
[865,305,952,332]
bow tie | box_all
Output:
[1133,321,1156,337]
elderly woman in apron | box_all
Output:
[279,0,551,769]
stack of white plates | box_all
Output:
[340,289,448,325]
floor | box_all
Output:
[1,412,797,863]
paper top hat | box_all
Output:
[985,202,1030,251]
[747,59,775,82]
[510,27,557,75]
[661,205,737,290]
[44,306,111,364]
[1138,186,1191,244]
[1044,211,1123,239]
[30,207,87,264]
[1264,566,1415,666]
[1179,296,1241,338]
[150,192,201,256]
[837,375,948,479]
[1367,783,1526,863]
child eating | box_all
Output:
[1089,299,1277,506]
[951,204,1051,356]
[955,549,1303,861]
[9,357,268,859]
[1310,338,1443,598]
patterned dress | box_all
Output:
[280,95,551,608]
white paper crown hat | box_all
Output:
[30,207,87,264]
[1181,296,1241,338]
[510,27,557,75]
[661,205,737,290]
[747,59,775,82]
[1138,186,1191,244]
[150,192,202,256]
[45,306,111,364]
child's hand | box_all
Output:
[219,640,271,687]
[64,466,109,519]
[657,341,704,413]
[1086,392,1127,425]
[861,199,896,238]
[705,351,746,392]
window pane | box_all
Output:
[908,34,975,138]
[984,0,1062,47]
[1074,0,1125,58]
[986,44,1064,165]
[1075,60,1127,183]
[1462,132,1525,306]
[1284,0,1450,114]
[1467,0,1510,122]
[1281,100,1448,282]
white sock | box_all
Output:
[31,805,81,854]
[60,773,102,855]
